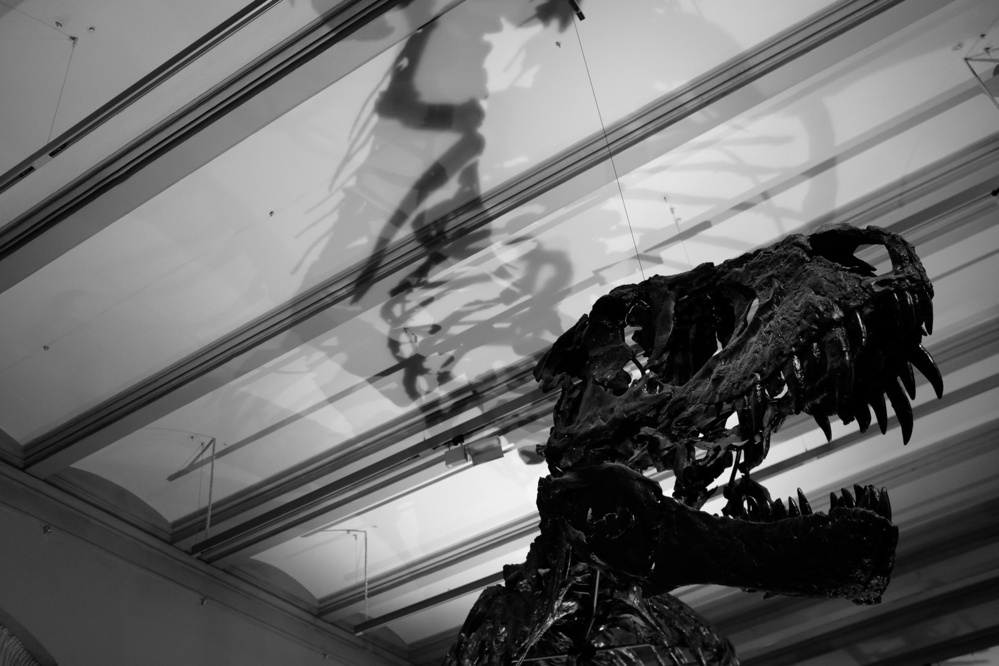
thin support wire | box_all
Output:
[48,35,76,143]
[663,191,694,270]
[322,529,370,620]
[570,13,646,282]
[965,56,999,115]
[204,438,217,540]
[363,529,369,620]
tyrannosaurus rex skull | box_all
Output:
[535,223,940,503]
[445,224,941,665]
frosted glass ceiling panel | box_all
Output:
[252,451,546,599]
[379,592,481,646]
[614,0,999,270]
[70,170,643,519]
[634,94,996,270]
[0,0,249,174]
[576,0,837,127]
[0,0,609,443]
[329,544,531,622]
[61,0,999,529]
[0,0,465,229]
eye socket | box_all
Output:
[808,232,878,276]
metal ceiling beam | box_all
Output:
[0,0,419,293]
[15,0,921,478]
[0,0,285,196]
[169,357,541,544]
[353,571,504,636]
[870,627,999,666]
[191,388,553,563]
[317,513,539,617]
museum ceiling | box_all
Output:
[1,0,998,663]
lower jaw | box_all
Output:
[643,499,899,604]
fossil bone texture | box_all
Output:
[442,224,942,665]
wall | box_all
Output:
[0,465,409,666]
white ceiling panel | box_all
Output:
[574,0,838,127]
[252,450,546,599]
[2,0,999,663]
[0,0,250,173]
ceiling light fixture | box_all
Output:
[443,434,508,468]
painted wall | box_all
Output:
[0,467,408,666]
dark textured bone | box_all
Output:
[443,225,940,665]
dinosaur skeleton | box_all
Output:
[443,224,942,665]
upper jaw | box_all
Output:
[663,226,940,497]
[535,225,941,504]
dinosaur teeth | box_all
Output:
[878,487,892,521]
[746,496,761,521]
[746,496,773,522]
[897,359,917,400]
[893,292,914,330]
[829,492,839,511]
[772,498,787,520]
[797,488,813,515]
[884,378,913,444]
[840,487,855,509]
[828,329,855,424]
[866,486,880,511]
[812,411,832,443]
[854,484,868,508]
[787,497,800,517]
[847,310,868,348]
[853,390,872,433]
[870,389,889,435]
[758,496,773,522]
[909,344,944,399]
[903,292,920,332]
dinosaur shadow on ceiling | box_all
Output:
[296,0,587,409]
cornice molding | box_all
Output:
[0,461,410,666]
